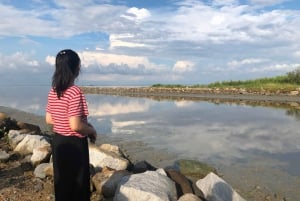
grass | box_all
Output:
[202,76,299,91]
[152,69,300,92]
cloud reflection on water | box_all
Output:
[1,86,299,178]
[86,95,300,168]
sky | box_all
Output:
[1,0,300,86]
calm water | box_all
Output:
[1,86,300,200]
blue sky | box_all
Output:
[1,0,300,86]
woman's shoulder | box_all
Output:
[66,85,83,96]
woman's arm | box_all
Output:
[46,112,54,125]
[69,116,97,142]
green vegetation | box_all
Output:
[152,67,300,91]
[151,84,186,88]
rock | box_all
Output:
[114,170,177,201]
[100,143,122,156]
[196,172,246,201]
[174,159,217,179]
[0,150,10,162]
[0,112,8,121]
[132,160,157,173]
[165,168,194,198]
[14,134,50,155]
[17,121,41,135]
[92,167,115,194]
[33,178,44,192]
[0,116,19,137]
[89,145,129,170]
[102,170,131,198]
[7,130,27,148]
[178,193,202,201]
[34,163,53,179]
[290,90,299,95]
[31,145,52,166]
[21,155,34,171]
[156,168,168,176]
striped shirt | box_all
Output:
[46,85,89,138]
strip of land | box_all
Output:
[80,86,300,105]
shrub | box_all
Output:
[286,67,300,84]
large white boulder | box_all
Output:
[8,130,26,148]
[89,145,129,170]
[14,134,50,155]
[114,170,177,201]
[196,172,246,201]
[31,145,51,166]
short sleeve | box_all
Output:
[46,89,54,114]
[68,88,89,117]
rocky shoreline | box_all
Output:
[0,110,250,201]
[0,106,291,201]
[81,86,300,103]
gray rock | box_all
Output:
[0,150,10,162]
[31,145,51,166]
[114,170,177,201]
[196,172,246,201]
[100,144,122,156]
[92,167,115,194]
[102,170,131,198]
[165,168,194,198]
[21,155,33,171]
[178,193,201,201]
[34,163,53,179]
[132,160,157,174]
[89,145,129,170]
[8,130,26,149]
[14,135,50,155]
[16,121,41,135]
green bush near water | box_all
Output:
[152,67,300,90]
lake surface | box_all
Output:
[1,86,300,200]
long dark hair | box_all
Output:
[52,49,81,99]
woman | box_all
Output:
[46,49,97,201]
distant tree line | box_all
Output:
[152,66,300,88]
[286,67,300,84]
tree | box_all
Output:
[286,67,300,84]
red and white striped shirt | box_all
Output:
[46,85,89,138]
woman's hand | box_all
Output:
[69,117,97,143]
[87,123,97,144]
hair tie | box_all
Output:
[59,51,66,55]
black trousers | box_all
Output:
[52,134,90,201]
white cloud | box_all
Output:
[294,51,300,58]
[120,7,151,23]
[249,0,287,7]
[46,51,156,70]
[79,51,155,69]
[0,52,40,72]
[88,100,151,116]
[45,55,55,66]
[227,58,266,69]
[173,61,195,73]
[1,0,300,85]
[212,0,239,6]
[174,101,195,108]
[109,34,150,48]
[250,63,300,72]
